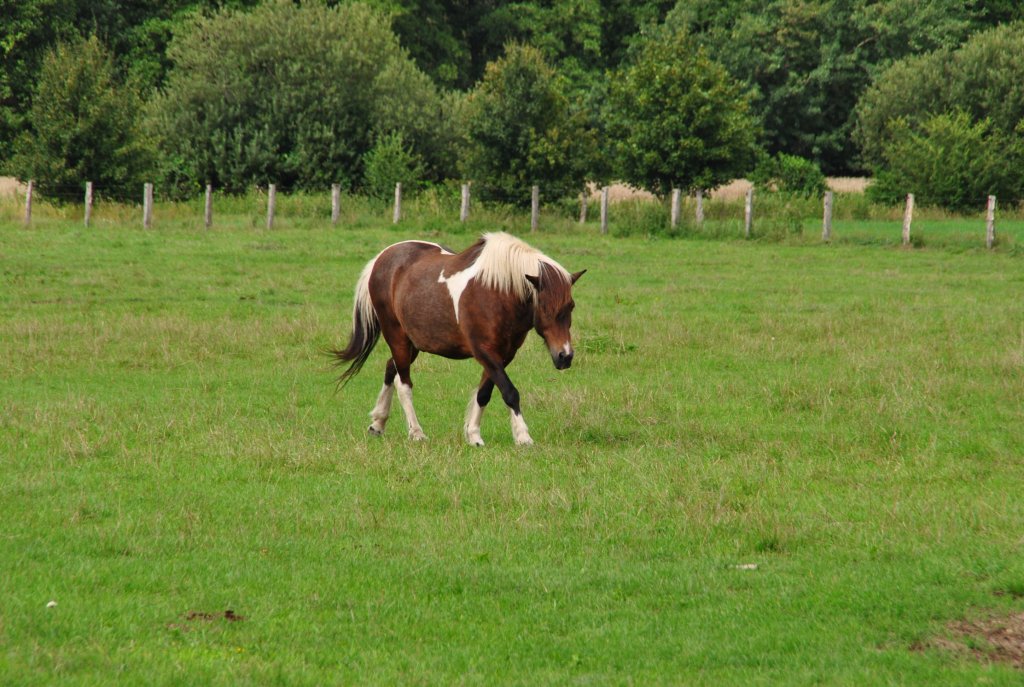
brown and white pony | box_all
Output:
[332,232,584,446]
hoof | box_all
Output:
[368,425,384,436]
[409,430,428,441]
[515,436,535,447]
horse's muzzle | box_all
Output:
[553,349,574,370]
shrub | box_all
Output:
[362,132,425,200]
[149,1,446,196]
[865,112,1024,210]
[856,22,1024,168]
[604,29,760,197]
[750,154,827,198]
[461,43,590,206]
[9,36,154,202]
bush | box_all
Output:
[149,1,447,196]
[9,36,154,202]
[461,43,590,206]
[604,29,760,196]
[856,22,1024,168]
[750,154,827,198]
[362,132,425,200]
[865,112,1024,210]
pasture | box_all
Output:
[2,207,1023,684]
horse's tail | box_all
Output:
[331,258,381,388]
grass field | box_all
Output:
[2,204,1023,684]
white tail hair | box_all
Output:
[351,256,377,340]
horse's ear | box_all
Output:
[525,273,542,290]
[570,269,587,285]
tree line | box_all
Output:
[3,0,1024,210]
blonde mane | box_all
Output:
[473,232,571,300]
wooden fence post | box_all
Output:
[986,195,996,249]
[266,184,276,230]
[84,182,93,228]
[695,189,704,225]
[393,182,402,224]
[143,182,153,229]
[579,186,588,224]
[23,180,33,226]
[461,183,470,222]
[744,187,753,238]
[902,193,914,246]
[600,186,609,235]
[331,184,341,226]
[531,185,539,232]
[822,190,833,242]
[670,188,681,229]
[204,184,213,229]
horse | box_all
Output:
[331,232,584,446]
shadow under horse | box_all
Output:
[332,232,585,446]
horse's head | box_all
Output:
[526,265,585,370]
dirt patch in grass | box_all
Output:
[916,612,1024,669]
[186,609,245,622]
[168,609,246,632]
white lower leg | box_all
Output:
[395,378,427,441]
[510,410,533,446]
[367,383,394,435]
[464,392,486,446]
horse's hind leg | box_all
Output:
[464,373,495,447]
[389,343,426,441]
[368,359,398,435]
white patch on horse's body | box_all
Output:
[394,378,426,441]
[368,383,394,435]
[437,232,570,321]
[464,392,485,446]
[509,411,533,446]
[437,262,481,323]
[353,241,454,334]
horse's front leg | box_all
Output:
[474,355,533,446]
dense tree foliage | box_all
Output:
[662,0,980,175]
[855,22,1024,209]
[0,0,258,166]
[148,1,451,195]
[604,30,759,196]
[9,36,154,201]
[460,44,592,205]
[856,22,1024,167]
[360,0,675,92]
[3,0,1024,204]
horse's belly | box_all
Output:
[399,305,472,359]
[408,330,472,359]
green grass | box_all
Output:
[2,206,1023,684]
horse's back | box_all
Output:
[369,240,476,358]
